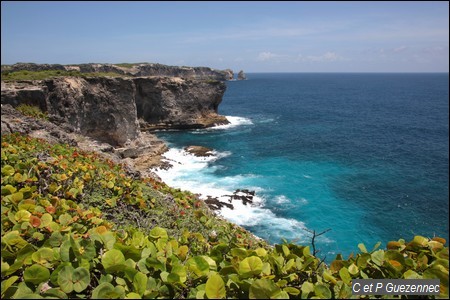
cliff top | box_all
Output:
[1,62,234,81]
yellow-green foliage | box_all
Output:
[114,63,149,68]
[1,133,448,299]
[16,104,48,120]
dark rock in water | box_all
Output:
[184,145,214,157]
[204,196,234,210]
[224,189,255,205]
[237,70,247,80]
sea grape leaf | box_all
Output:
[314,283,332,299]
[348,263,359,275]
[371,249,384,266]
[72,267,90,293]
[339,267,352,285]
[57,265,75,293]
[284,286,300,296]
[92,282,125,299]
[23,264,50,285]
[301,281,314,295]
[133,272,147,296]
[32,247,55,267]
[358,243,368,253]
[149,227,168,241]
[102,249,126,270]
[1,276,18,297]
[249,278,281,299]
[186,256,210,277]
[403,270,421,279]
[3,230,28,250]
[171,264,187,283]
[239,256,263,277]
[205,273,226,299]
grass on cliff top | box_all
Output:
[114,62,150,68]
[1,70,126,81]
[1,132,448,299]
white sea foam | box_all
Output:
[275,195,290,204]
[152,146,313,244]
[208,116,253,130]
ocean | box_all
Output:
[152,73,449,260]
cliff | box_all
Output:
[1,76,228,146]
[2,62,234,81]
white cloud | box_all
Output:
[257,51,281,61]
[298,51,343,62]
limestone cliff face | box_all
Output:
[46,77,140,146]
[135,77,228,129]
[1,76,228,145]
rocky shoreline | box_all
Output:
[1,62,253,213]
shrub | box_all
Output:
[1,133,448,299]
[16,104,48,120]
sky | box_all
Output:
[1,1,449,72]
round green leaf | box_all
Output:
[125,292,141,299]
[57,265,75,293]
[249,278,281,299]
[23,264,50,285]
[2,276,19,296]
[186,256,210,277]
[339,267,352,285]
[32,247,55,267]
[301,281,314,295]
[2,165,15,176]
[1,184,17,195]
[314,283,332,299]
[149,227,168,240]
[73,267,90,293]
[171,264,187,283]
[92,282,125,299]
[205,274,226,299]
[133,272,147,296]
[15,209,30,222]
[102,249,125,270]
[403,269,421,279]
[239,256,263,277]
[348,263,359,275]
[284,287,300,296]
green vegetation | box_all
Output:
[114,63,149,69]
[1,70,125,81]
[15,104,48,121]
[1,133,448,299]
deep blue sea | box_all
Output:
[153,73,449,260]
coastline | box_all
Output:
[148,115,313,247]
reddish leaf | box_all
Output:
[30,215,41,228]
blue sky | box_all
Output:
[1,1,448,72]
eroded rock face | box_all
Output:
[135,77,228,129]
[46,77,140,146]
[1,81,48,111]
[2,75,229,144]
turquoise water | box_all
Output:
[153,73,449,260]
